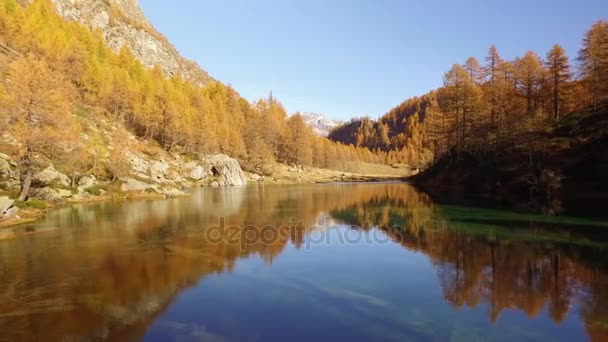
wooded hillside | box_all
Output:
[329,21,608,168]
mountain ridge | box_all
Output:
[45,0,212,85]
[300,112,343,137]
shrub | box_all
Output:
[15,199,49,210]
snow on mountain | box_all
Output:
[300,113,343,137]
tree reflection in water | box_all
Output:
[0,183,606,340]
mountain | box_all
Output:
[301,113,344,137]
[46,0,212,85]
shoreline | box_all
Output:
[0,175,407,230]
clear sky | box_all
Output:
[139,0,608,121]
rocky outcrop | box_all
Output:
[206,154,247,186]
[0,153,18,179]
[119,178,186,198]
[33,166,71,188]
[77,175,97,193]
[0,153,19,191]
[30,187,65,201]
[185,162,211,181]
[47,0,212,85]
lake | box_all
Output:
[0,183,607,341]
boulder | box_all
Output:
[0,196,16,219]
[188,164,210,181]
[0,179,20,191]
[2,206,19,220]
[0,153,18,180]
[57,189,73,198]
[33,166,71,187]
[120,178,159,193]
[30,187,63,201]
[77,175,97,193]
[205,154,247,186]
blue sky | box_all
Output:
[140,0,608,121]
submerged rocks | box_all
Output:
[205,154,247,186]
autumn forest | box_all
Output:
[0,0,606,201]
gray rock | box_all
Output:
[0,179,20,191]
[205,154,247,186]
[165,169,183,184]
[188,164,209,181]
[150,160,169,181]
[2,206,19,220]
[250,174,265,182]
[30,187,63,201]
[77,175,97,193]
[120,178,158,193]
[0,153,18,180]
[0,196,15,219]
[33,166,71,187]
[128,153,149,175]
[57,189,73,198]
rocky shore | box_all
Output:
[0,151,249,227]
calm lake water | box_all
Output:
[0,183,607,341]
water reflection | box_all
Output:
[0,183,606,341]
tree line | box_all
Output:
[0,0,391,200]
[329,20,608,166]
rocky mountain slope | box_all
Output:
[301,113,343,137]
[46,0,212,84]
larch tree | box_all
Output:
[545,44,571,120]
[287,113,314,167]
[514,51,546,118]
[440,64,482,151]
[464,57,484,84]
[1,56,79,200]
[485,45,503,126]
[577,20,608,111]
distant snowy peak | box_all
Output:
[300,113,343,137]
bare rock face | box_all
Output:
[205,155,247,186]
[48,0,212,85]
